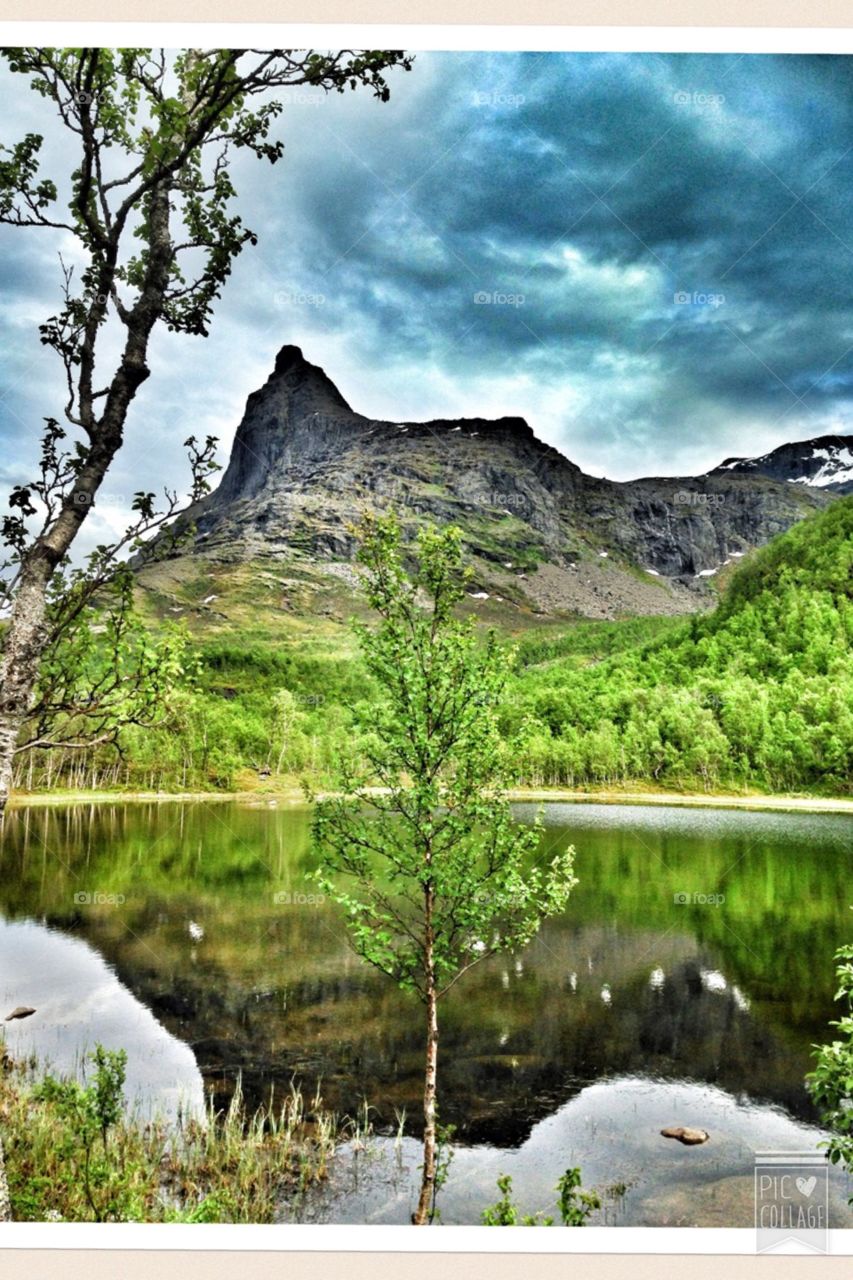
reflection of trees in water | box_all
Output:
[93,933,820,1146]
[0,803,848,1146]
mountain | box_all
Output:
[712,433,853,495]
[148,345,833,623]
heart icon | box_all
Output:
[796,1176,817,1197]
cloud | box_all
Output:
[1,49,852,553]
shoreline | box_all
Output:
[507,789,853,814]
[6,786,853,816]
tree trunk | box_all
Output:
[0,179,172,820]
[0,1137,10,1222]
[0,464,117,818]
[0,550,55,819]
[413,911,438,1225]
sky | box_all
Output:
[1,49,853,552]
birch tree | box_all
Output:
[0,46,412,816]
[312,515,577,1225]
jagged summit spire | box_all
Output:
[210,343,360,506]
[267,343,355,414]
[273,343,312,375]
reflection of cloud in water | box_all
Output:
[0,916,204,1119]
[298,1076,853,1227]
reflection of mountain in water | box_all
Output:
[96,924,819,1147]
[0,800,849,1156]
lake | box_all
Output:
[1,799,851,1226]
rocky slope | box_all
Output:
[152,345,833,622]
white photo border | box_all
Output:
[0,18,850,1256]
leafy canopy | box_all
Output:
[808,935,853,1187]
[0,47,413,429]
[312,513,576,1001]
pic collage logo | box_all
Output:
[754,1151,829,1253]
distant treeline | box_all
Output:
[12,499,853,797]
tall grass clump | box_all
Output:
[0,1044,339,1222]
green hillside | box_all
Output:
[510,498,853,793]
[11,499,853,798]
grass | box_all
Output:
[513,614,687,669]
[15,502,851,799]
[0,1043,341,1223]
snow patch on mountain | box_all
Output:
[787,446,853,487]
[712,434,853,492]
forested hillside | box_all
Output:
[511,498,853,792]
[12,499,852,797]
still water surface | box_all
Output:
[0,799,851,1225]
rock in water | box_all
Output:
[5,1006,36,1021]
[661,1126,710,1145]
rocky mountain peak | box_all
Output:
[270,344,353,409]
[212,345,364,506]
[273,342,312,373]
[174,346,835,621]
[260,343,362,423]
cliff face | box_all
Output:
[212,346,364,506]
[176,344,832,620]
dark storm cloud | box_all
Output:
[282,50,853,472]
[2,49,853,543]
